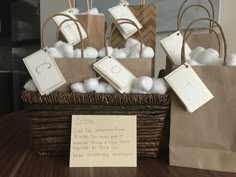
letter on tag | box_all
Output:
[23,49,66,95]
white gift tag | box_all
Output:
[53,9,87,45]
[108,3,142,39]
[165,63,214,113]
[23,49,66,95]
[160,31,191,65]
[93,56,136,93]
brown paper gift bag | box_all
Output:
[42,14,96,92]
[169,18,236,173]
[59,0,105,50]
[110,0,156,53]
[107,18,153,77]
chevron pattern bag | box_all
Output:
[110,0,156,76]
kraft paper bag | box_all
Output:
[169,18,236,173]
[43,14,97,92]
[59,0,105,50]
[109,19,153,77]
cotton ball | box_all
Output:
[150,78,168,94]
[24,79,37,92]
[129,50,140,58]
[132,76,153,92]
[125,38,139,48]
[105,84,116,93]
[71,83,86,93]
[190,46,205,61]
[74,49,81,58]
[84,47,98,58]
[131,42,146,52]
[226,54,236,66]
[112,49,127,58]
[54,41,66,48]
[196,48,219,65]
[210,58,224,66]
[95,82,107,93]
[142,47,154,58]
[187,59,201,66]
[131,88,147,94]
[88,8,99,15]
[98,47,113,58]
[124,87,131,94]
[84,77,100,92]
[48,47,64,58]
[57,43,74,58]
[121,48,131,56]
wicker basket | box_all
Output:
[22,91,170,158]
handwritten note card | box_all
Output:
[70,115,137,167]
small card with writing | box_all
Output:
[93,56,136,93]
[165,63,214,113]
[70,115,137,167]
[53,9,87,45]
[23,49,66,95]
[160,31,191,65]
[108,3,142,39]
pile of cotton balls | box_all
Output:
[98,38,155,59]
[47,38,155,59]
[187,47,236,66]
[71,7,104,16]
[71,76,169,94]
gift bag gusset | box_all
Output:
[110,0,156,53]
[169,18,236,173]
[106,18,153,77]
[42,14,96,92]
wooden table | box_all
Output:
[0,111,235,177]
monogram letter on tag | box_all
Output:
[108,4,142,39]
[165,63,214,113]
[23,49,66,95]
[161,31,192,65]
[93,56,136,93]
[53,10,87,45]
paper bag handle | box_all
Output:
[181,18,227,65]
[177,0,215,30]
[55,18,89,58]
[41,13,85,57]
[106,18,143,58]
[69,0,92,10]
[177,4,212,32]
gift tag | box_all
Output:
[108,3,142,39]
[160,31,191,65]
[165,63,214,113]
[23,49,66,95]
[93,56,136,93]
[53,9,87,45]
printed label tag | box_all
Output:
[165,63,214,113]
[53,9,87,45]
[70,115,137,167]
[23,49,66,95]
[160,31,192,65]
[93,56,136,93]
[108,3,142,39]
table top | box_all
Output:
[0,111,235,177]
